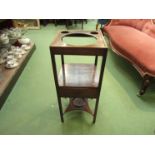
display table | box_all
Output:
[0,43,36,109]
[50,30,108,123]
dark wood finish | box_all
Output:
[50,30,106,49]
[0,43,36,109]
[65,98,93,115]
[93,52,107,123]
[50,30,108,123]
[59,87,98,98]
[50,54,64,122]
[95,56,98,66]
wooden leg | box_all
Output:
[93,98,99,123]
[93,52,107,123]
[94,56,98,66]
[61,54,64,65]
[57,96,64,122]
[50,54,64,122]
[138,75,152,96]
[61,55,66,85]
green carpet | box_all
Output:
[0,20,155,135]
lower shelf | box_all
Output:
[0,43,36,109]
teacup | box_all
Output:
[9,28,22,39]
[21,44,31,51]
[6,55,15,61]
[14,52,22,59]
[18,38,31,45]
[16,47,22,52]
[0,33,9,44]
[6,58,18,68]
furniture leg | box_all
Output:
[138,75,152,96]
[57,96,64,122]
[93,97,99,123]
[61,55,66,85]
[61,54,64,65]
[50,54,64,122]
[94,56,98,66]
[93,53,107,123]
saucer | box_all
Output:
[5,61,19,69]
[21,44,31,51]
[20,49,27,55]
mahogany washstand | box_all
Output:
[50,30,108,123]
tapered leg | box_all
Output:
[93,52,107,123]
[50,53,64,122]
[93,98,99,123]
[57,96,64,122]
[138,75,152,96]
[94,56,98,66]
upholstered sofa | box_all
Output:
[103,19,155,95]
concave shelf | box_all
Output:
[58,63,99,87]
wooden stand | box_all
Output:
[50,30,108,123]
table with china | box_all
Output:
[50,30,108,123]
[0,27,36,109]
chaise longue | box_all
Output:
[103,19,155,95]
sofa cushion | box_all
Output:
[104,25,155,75]
[109,19,150,31]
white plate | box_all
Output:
[5,62,19,69]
